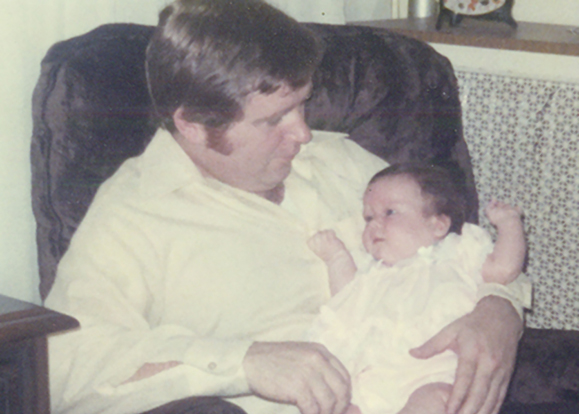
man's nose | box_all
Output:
[285,110,312,144]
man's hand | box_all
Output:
[409,296,523,414]
[243,341,352,414]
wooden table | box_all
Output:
[0,294,79,413]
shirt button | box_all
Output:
[208,362,217,371]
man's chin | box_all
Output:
[270,163,293,184]
[253,164,292,196]
[260,182,286,204]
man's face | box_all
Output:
[177,83,312,198]
[362,175,449,265]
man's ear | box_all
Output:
[431,214,452,239]
[173,107,206,145]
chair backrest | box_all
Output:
[31,22,477,301]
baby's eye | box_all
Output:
[385,209,395,216]
[364,215,373,223]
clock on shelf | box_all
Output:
[436,0,517,29]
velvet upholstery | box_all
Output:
[505,329,579,406]
[141,397,246,414]
[31,24,157,302]
[30,22,579,414]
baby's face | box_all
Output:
[362,175,449,265]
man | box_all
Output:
[45,1,528,414]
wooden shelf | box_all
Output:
[356,17,579,56]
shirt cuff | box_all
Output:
[183,338,254,395]
[476,273,533,319]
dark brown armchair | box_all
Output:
[31,22,578,414]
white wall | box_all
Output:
[430,44,579,84]
[512,0,579,26]
[0,0,576,305]
[266,0,396,23]
[0,0,170,304]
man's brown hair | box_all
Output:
[146,0,321,133]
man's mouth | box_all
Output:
[286,144,303,160]
[279,151,299,163]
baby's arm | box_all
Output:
[482,200,526,285]
[397,382,452,414]
[308,230,357,296]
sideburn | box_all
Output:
[205,126,233,155]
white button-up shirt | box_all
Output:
[46,129,530,414]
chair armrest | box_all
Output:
[506,328,579,405]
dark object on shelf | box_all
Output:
[436,0,517,29]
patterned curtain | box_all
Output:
[458,70,579,329]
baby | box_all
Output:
[307,162,527,414]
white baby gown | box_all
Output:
[307,223,494,414]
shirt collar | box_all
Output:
[136,128,344,202]
[138,128,205,197]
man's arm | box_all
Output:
[243,341,352,414]
[130,339,354,414]
[121,338,353,414]
[123,361,182,383]
[46,212,253,413]
[410,296,523,414]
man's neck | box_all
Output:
[259,183,285,204]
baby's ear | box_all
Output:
[431,214,452,239]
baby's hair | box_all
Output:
[368,162,467,234]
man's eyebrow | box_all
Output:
[253,107,291,125]
[253,84,313,125]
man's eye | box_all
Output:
[266,115,283,126]
[385,209,395,216]
[364,215,373,223]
